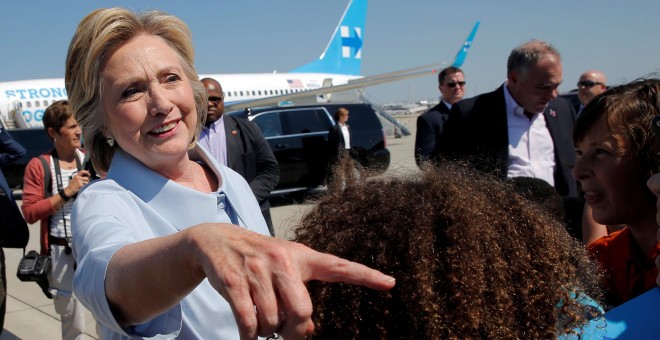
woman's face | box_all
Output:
[572,115,651,226]
[338,112,349,124]
[53,116,82,151]
[101,34,197,175]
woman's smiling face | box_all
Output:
[101,33,197,176]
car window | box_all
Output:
[281,109,331,135]
[252,112,283,137]
[339,105,380,130]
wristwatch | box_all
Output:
[58,189,70,201]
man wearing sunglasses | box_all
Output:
[577,70,607,113]
[437,40,578,200]
[415,66,466,165]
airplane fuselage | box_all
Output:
[0,79,67,128]
[202,72,360,106]
[0,73,360,129]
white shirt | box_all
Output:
[441,100,453,111]
[49,149,85,238]
[503,85,556,187]
[340,123,351,149]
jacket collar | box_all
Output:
[106,146,228,230]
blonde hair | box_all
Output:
[65,8,207,173]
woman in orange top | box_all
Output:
[573,78,660,309]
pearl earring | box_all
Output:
[107,137,115,147]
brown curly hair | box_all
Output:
[294,161,602,339]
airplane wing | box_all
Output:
[224,21,480,113]
[224,64,444,112]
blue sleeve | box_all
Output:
[0,127,27,166]
[72,181,182,339]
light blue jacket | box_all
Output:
[72,145,269,339]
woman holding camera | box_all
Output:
[21,100,90,339]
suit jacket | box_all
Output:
[0,127,28,248]
[415,102,451,166]
[0,127,26,205]
[328,122,351,158]
[222,115,279,216]
[437,85,578,198]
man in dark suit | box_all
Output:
[0,126,27,332]
[414,66,465,166]
[199,78,280,235]
[437,40,577,199]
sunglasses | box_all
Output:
[208,96,224,103]
[446,81,466,88]
[577,80,604,88]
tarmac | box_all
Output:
[1,114,420,339]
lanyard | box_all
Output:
[51,150,82,194]
[51,150,82,244]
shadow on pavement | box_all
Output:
[0,330,22,339]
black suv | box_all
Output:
[2,103,390,195]
[230,102,390,193]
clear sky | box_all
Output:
[1,1,659,105]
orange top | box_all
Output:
[588,227,660,308]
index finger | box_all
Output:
[300,251,395,291]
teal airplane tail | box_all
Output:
[452,21,480,68]
[290,0,367,75]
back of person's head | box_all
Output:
[43,100,73,138]
[509,176,566,220]
[294,163,601,339]
[507,39,561,75]
[574,77,660,195]
[438,66,463,84]
[65,8,207,173]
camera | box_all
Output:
[17,250,51,282]
[69,171,91,180]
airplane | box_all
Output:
[0,0,479,130]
